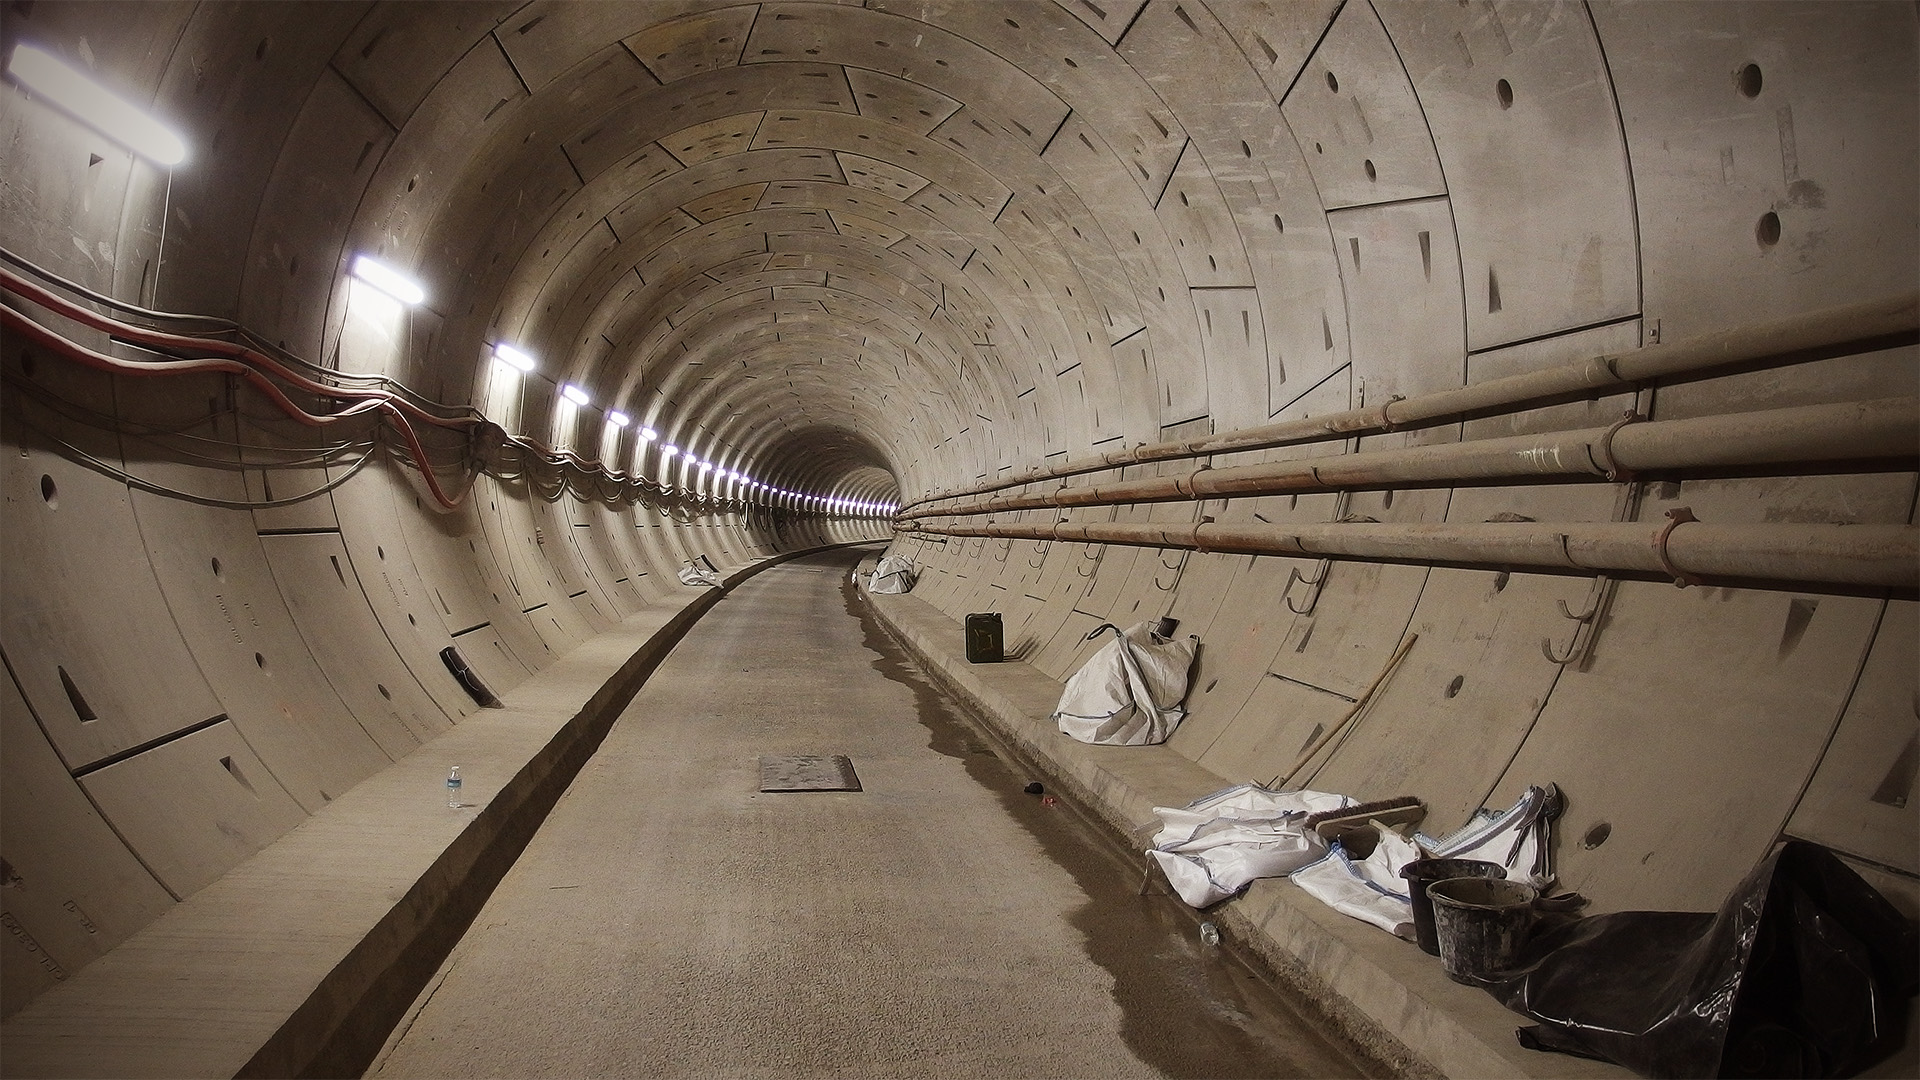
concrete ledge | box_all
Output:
[1,543,868,1080]
[864,589,1632,1080]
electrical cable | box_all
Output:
[15,410,379,509]
[2,255,805,516]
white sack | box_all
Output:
[1289,824,1421,939]
[678,556,721,588]
[867,555,916,594]
[1053,622,1198,745]
[1146,785,1351,908]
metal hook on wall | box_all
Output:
[1075,542,1101,578]
[1542,575,1614,667]
[1283,558,1332,616]
[1153,548,1190,592]
[1028,539,1051,568]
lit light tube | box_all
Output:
[661,444,679,457]
[351,255,426,306]
[6,44,188,166]
[560,383,590,406]
[493,343,536,372]
[608,410,631,427]
[639,426,658,441]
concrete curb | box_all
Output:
[862,588,1632,1080]
[2,542,871,1080]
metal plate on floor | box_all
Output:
[759,755,862,792]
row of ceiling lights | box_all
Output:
[355,256,896,518]
[2,41,895,518]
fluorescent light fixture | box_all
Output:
[351,255,426,306]
[608,410,631,427]
[560,383,590,406]
[698,460,713,471]
[661,444,679,457]
[639,426,658,441]
[7,44,188,166]
[493,343,536,372]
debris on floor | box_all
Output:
[866,554,917,593]
[1482,840,1918,1079]
[758,754,861,792]
[678,555,721,587]
[1146,784,1351,908]
[1053,621,1199,745]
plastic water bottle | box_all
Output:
[446,765,462,808]
[1198,921,1220,947]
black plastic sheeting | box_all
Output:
[1479,841,1917,1078]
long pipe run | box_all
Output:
[901,397,1918,519]
[903,518,1918,591]
[904,291,1919,513]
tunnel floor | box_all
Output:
[367,547,1373,1079]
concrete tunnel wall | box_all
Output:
[0,0,1915,1022]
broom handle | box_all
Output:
[1275,633,1419,789]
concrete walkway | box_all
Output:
[371,548,1370,1079]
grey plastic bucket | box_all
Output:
[1428,877,1538,984]
[1399,859,1505,956]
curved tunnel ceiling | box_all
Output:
[13,0,1909,516]
[319,1,1379,506]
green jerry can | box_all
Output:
[965,612,1003,663]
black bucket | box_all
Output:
[1429,877,1538,984]
[1399,858,1504,956]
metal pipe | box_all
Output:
[902,291,1918,513]
[903,517,1918,591]
[901,397,1917,519]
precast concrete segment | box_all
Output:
[902,291,1920,510]
[370,549,1370,1080]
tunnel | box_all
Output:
[1,1,1916,1076]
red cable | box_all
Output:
[3,305,467,508]
[1,266,476,432]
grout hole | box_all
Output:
[1736,63,1762,99]
[1496,78,1513,109]
[1364,159,1376,181]
[1756,211,1781,247]
[254,652,267,669]
[1582,822,1612,849]
[377,683,391,700]
[39,474,56,507]
[1325,71,1339,93]
[210,557,223,578]
[1445,675,1464,698]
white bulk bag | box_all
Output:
[1290,823,1421,938]
[678,555,721,587]
[1052,622,1198,745]
[867,555,916,594]
[1147,784,1352,908]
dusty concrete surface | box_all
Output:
[371,548,1372,1079]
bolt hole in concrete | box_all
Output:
[1583,822,1613,849]
[1738,62,1763,98]
[1497,77,1513,108]
[1757,210,1782,247]
[38,473,55,506]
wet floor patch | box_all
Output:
[840,566,1378,1079]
